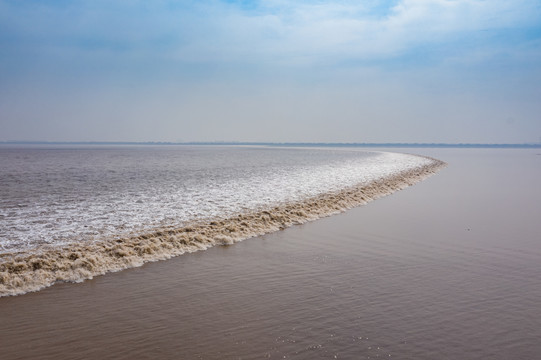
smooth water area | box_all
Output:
[0,148,539,359]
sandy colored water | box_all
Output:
[1,148,540,359]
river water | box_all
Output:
[1,147,540,359]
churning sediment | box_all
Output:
[0,157,447,297]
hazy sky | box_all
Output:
[1,0,540,143]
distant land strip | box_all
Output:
[0,141,541,149]
[1,141,541,148]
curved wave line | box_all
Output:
[0,157,446,297]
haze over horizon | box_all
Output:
[1,0,540,144]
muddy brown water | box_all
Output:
[1,148,540,359]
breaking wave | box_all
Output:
[0,157,446,297]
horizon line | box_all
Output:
[1,141,541,148]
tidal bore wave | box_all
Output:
[0,158,446,297]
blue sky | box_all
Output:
[1,0,540,143]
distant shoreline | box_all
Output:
[1,141,540,148]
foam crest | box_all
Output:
[0,158,446,297]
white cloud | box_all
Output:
[127,0,535,72]
[2,0,539,67]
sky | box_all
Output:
[1,0,540,143]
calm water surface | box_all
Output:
[0,148,540,359]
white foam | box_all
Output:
[0,149,432,254]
